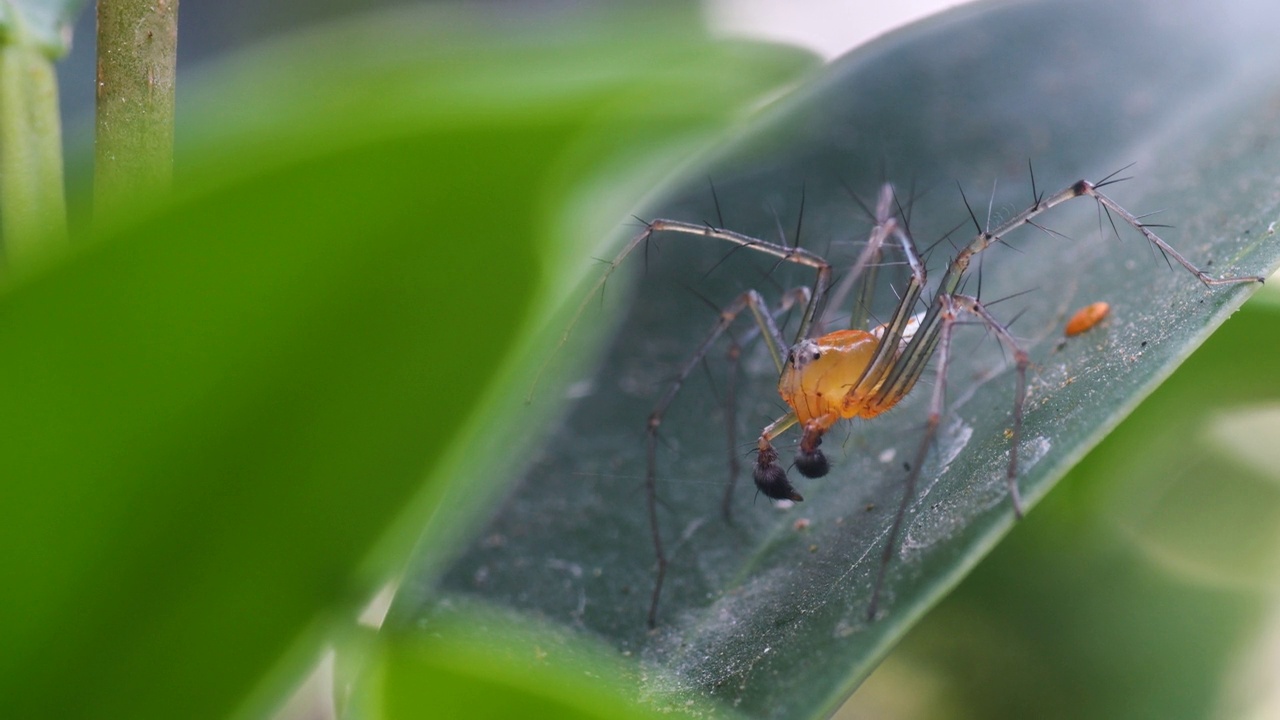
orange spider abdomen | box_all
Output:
[778,329,888,427]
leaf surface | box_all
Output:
[423,1,1280,717]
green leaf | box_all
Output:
[359,603,718,720]
[0,6,815,719]
[417,0,1280,717]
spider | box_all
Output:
[573,167,1264,628]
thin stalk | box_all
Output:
[0,42,67,262]
[95,0,178,223]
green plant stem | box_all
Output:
[0,42,67,262]
[95,0,178,221]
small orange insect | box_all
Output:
[1065,301,1110,336]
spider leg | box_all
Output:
[854,223,930,408]
[531,217,834,401]
[721,341,742,524]
[820,184,898,334]
[868,174,1265,414]
[901,172,1263,487]
[641,220,834,338]
[720,286,813,524]
[949,295,1031,517]
[645,288,795,628]
[865,293,959,621]
[865,293,1029,620]
[1087,187,1265,286]
[938,176,1264,305]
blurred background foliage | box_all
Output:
[9,1,815,718]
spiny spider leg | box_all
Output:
[930,177,1266,309]
[720,287,814,524]
[840,222,929,404]
[866,174,1268,463]
[642,220,832,345]
[865,292,1029,621]
[645,288,801,628]
[529,219,832,403]
[818,184,898,335]
[721,341,742,524]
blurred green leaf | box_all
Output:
[421,0,1280,717]
[0,6,815,719]
[361,602,720,720]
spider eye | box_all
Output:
[811,351,821,360]
[787,350,796,364]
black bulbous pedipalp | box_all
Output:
[795,447,829,478]
[754,462,802,501]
